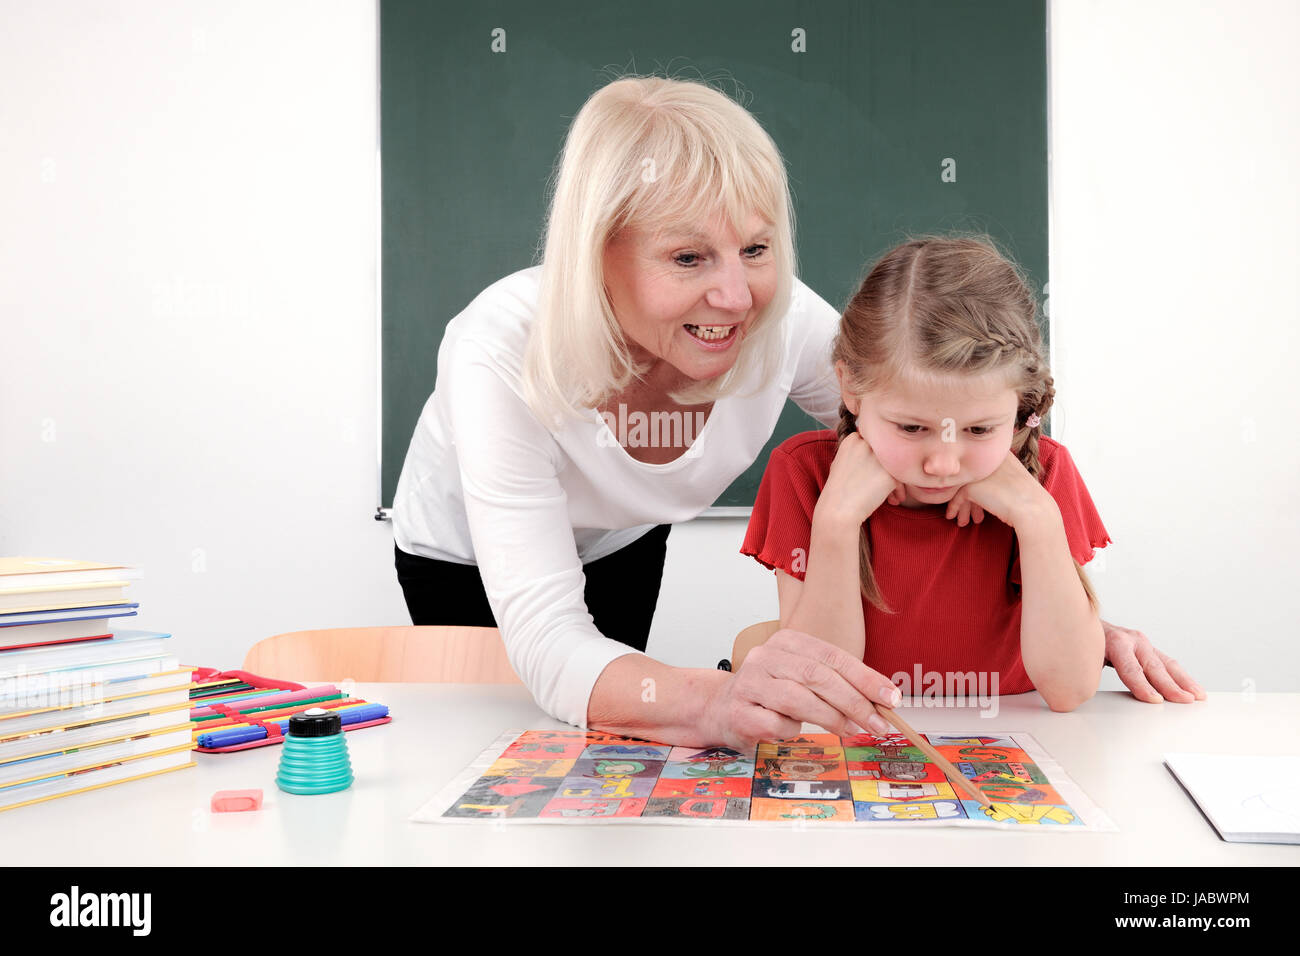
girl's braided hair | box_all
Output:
[832,235,1097,613]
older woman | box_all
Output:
[392,76,1202,750]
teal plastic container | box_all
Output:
[275,707,354,795]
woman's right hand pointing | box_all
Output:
[699,627,903,752]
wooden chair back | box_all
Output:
[241,625,521,683]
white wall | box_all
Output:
[1047,0,1299,692]
[2,1,1296,690]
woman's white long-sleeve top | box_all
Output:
[392,266,841,727]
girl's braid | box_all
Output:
[834,402,892,613]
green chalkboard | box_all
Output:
[380,0,1047,510]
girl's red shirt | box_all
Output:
[740,431,1112,694]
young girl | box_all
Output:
[741,236,1110,711]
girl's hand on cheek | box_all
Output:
[947,451,1050,529]
[819,432,907,526]
[859,427,909,509]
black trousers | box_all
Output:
[393,524,671,654]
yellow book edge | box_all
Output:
[0,593,132,615]
[1,727,196,789]
[0,746,196,813]
[0,558,132,576]
[0,699,195,745]
[0,600,131,616]
[1,720,194,764]
[0,580,131,596]
[0,669,196,721]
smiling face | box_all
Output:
[601,211,777,393]
[838,362,1021,509]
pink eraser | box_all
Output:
[211,789,264,812]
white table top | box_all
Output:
[4,686,1298,865]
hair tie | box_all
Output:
[1023,413,1041,429]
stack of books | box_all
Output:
[0,558,196,812]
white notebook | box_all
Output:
[1164,752,1300,844]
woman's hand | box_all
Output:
[1102,620,1206,703]
[816,431,908,527]
[698,628,902,752]
[945,450,1053,529]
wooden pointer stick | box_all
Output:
[876,705,992,807]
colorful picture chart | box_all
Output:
[413,729,1115,830]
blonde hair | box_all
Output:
[832,235,1099,613]
[522,75,793,426]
